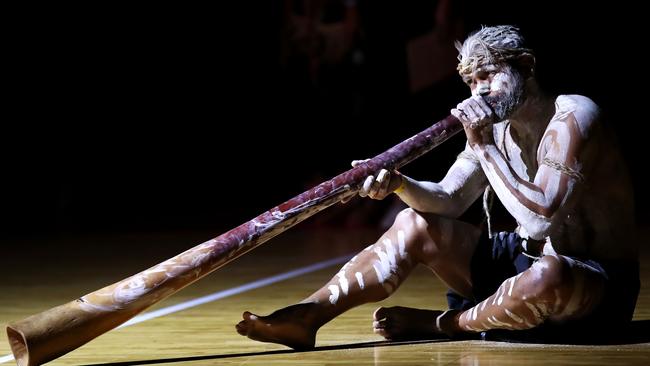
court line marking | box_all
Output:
[0,254,352,364]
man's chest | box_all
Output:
[493,123,539,181]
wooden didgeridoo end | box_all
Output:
[7,300,140,366]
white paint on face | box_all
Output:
[472,305,478,320]
[328,284,340,304]
[490,72,509,93]
[472,82,490,97]
[337,272,349,295]
[480,300,487,312]
[505,309,524,323]
[355,272,365,290]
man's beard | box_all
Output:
[492,66,526,121]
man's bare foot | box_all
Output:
[373,306,461,340]
[235,303,321,350]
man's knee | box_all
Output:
[516,255,602,320]
[394,208,420,226]
[394,208,444,233]
[537,255,571,286]
[392,208,437,243]
[522,255,572,300]
[392,208,456,260]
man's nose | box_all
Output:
[475,81,491,96]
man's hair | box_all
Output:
[456,25,534,77]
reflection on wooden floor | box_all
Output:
[1,226,649,365]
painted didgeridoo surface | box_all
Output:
[6,115,462,366]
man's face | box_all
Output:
[461,63,526,121]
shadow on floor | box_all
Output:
[84,321,650,366]
[483,320,650,345]
[82,339,448,366]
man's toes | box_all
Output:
[373,326,391,339]
[235,320,248,335]
[242,311,260,321]
[373,306,389,321]
[373,318,388,329]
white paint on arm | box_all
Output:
[396,144,487,217]
[472,96,597,240]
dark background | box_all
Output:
[1,1,644,239]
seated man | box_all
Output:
[235,25,638,348]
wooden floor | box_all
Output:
[1,226,649,365]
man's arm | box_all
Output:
[471,103,593,239]
[359,144,488,219]
[396,146,487,218]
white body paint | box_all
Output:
[337,272,349,295]
[505,309,524,323]
[355,272,365,290]
[328,284,340,304]
[365,230,413,294]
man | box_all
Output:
[235,25,638,348]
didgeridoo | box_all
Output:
[7,115,462,366]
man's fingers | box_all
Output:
[376,169,388,185]
[361,175,374,197]
[451,108,465,121]
[351,159,370,167]
[474,95,493,115]
[377,169,391,194]
[467,98,487,120]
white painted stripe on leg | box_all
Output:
[397,230,407,259]
[328,285,340,304]
[355,271,365,290]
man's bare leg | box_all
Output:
[374,254,606,339]
[236,209,481,349]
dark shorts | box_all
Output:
[447,231,640,342]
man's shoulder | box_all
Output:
[553,94,601,137]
